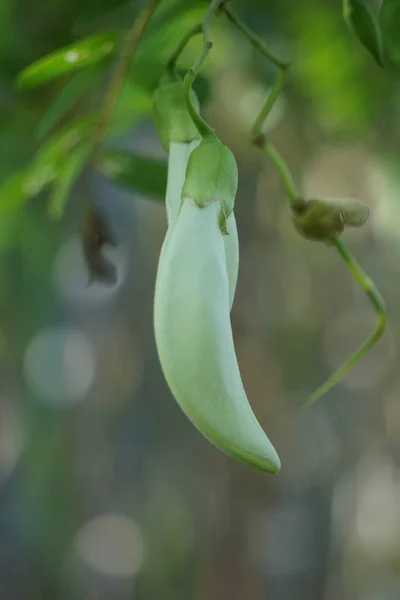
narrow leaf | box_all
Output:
[73,0,135,35]
[26,115,96,197]
[0,170,29,212]
[0,116,96,212]
[343,0,383,66]
[380,0,400,69]
[48,144,92,219]
[98,150,167,199]
[37,69,99,141]
[17,32,118,90]
[108,81,152,135]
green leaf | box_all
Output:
[26,115,96,196]
[134,6,205,67]
[0,211,20,251]
[0,170,29,212]
[17,33,118,90]
[147,0,205,36]
[48,144,92,219]
[37,69,100,141]
[343,0,383,66]
[0,115,96,212]
[108,81,152,135]
[73,0,135,36]
[380,0,400,69]
[98,150,167,199]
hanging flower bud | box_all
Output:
[154,192,280,474]
[152,80,239,307]
[291,198,369,243]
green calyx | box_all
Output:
[181,134,238,233]
[291,198,370,243]
[152,79,201,150]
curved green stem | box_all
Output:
[223,5,290,70]
[252,67,289,140]
[183,68,214,137]
[168,0,221,137]
[223,4,387,407]
[166,23,202,75]
[261,143,300,204]
[302,236,387,407]
[252,68,299,204]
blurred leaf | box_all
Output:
[292,2,373,131]
[147,0,205,36]
[48,143,92,219]
[16,32,118,89]
[108,81,152,135]
[73,0,136,35]
[0,169,29,212]
[73,0,204,37]
[26,115,96,194]
[0,115,96,212]
[37,69,100,141]
[343,0,383,66]
[98,150,167,198]
[128,59,165,91]
[380,0,400,69]
[134,5,205,67]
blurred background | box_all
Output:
[1,0,399,598]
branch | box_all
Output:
[91,0,161,164]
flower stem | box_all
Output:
[223,4,290,70]
[222,4,387,406]
[302,237,387,407]
[168,0,221,137]
[251,67,299,204]
[166,23,202,74]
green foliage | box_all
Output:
[0,170,28,212]
[343,0,383,66]
[36,68,100,140]
[16,32,118,89]
[48,143,92,219]
[7,0,227,222]
[72,0,135,35]
[0,115,95,213]
[380,0,400,69]
[108,80,152,136]
[98,151,167,199]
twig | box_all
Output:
[91,0,161,164]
